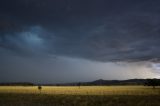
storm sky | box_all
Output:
[0,0,160,83]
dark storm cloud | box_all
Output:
[0,0,160,62]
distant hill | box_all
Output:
[1,79,159,86]
[44,79,150,86]
[84,79,146,86]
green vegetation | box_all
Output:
[0,86,160,106]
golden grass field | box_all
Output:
[0,86,160,106]
[0,86,160,95]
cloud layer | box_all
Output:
[1,0,160,62]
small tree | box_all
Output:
[38,86,42,93]
[77,82,81,89]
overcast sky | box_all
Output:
[0,0,160,83]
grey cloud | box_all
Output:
[0,0,160,62]
[1,0,160,83]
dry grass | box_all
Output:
[0,86,160,95]
[0,93,160,106]
[0,86,160,106]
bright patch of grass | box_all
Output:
[0,86,160,95]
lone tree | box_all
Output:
[145,79,160,89]
[77,82,81,89]
[38,86,42,93]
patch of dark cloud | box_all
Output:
[0,0,160,62]
[0,26,52,57]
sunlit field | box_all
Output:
[0,86,160,106]
[0,86,160,95]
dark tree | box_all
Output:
[77,82,81,89]
[145,79,160,89]
[38,86,42,93]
